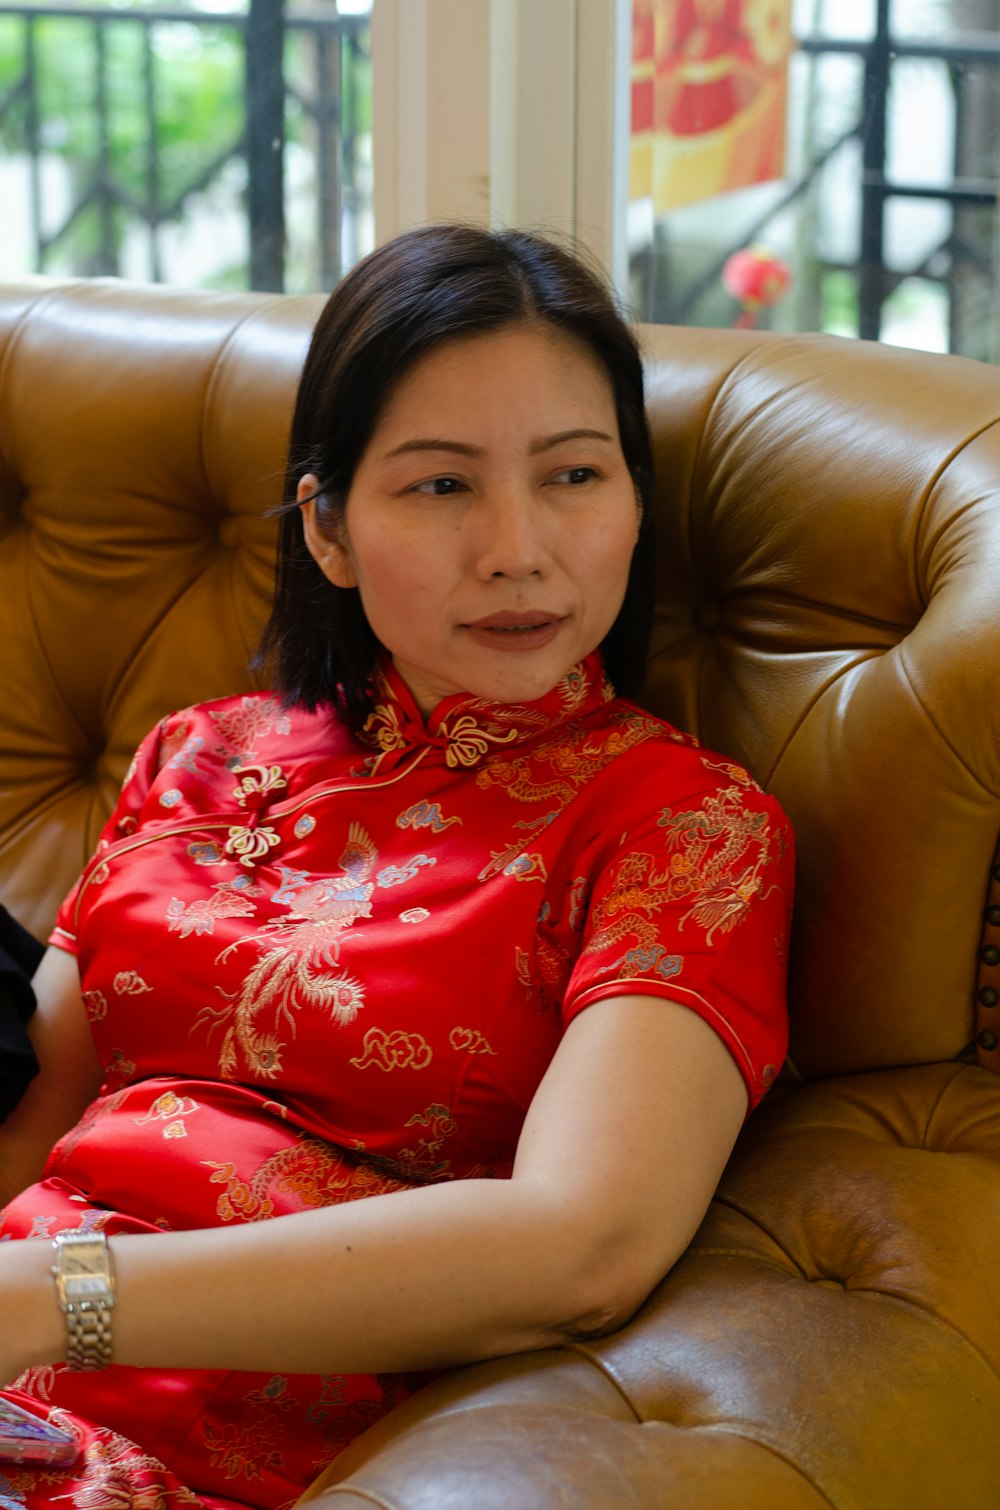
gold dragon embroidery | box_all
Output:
[475,713,668,883]
[587,784,778,963]
[204,1136,410,1222]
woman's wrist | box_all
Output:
[4,1237,66,1371]
[50,1232,116,1370]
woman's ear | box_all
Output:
[298,473,358,589]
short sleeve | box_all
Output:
[49,719,168,955]
[562,756,793,1110]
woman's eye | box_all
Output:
[411,476,466,496]
[552,466,598,486]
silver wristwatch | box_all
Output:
[51,1232,116,1371]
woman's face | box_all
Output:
[299,323,641,715]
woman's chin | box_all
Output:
[392,644,584,715]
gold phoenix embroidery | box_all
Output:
[166,883,259,939]
[197,824,377,1081]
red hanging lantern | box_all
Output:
[722,245,792,328]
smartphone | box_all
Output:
[0,1398,81,1467]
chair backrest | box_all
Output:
[639,322,1000,1083]
[1,280,998,1084]
[0,279,320,937]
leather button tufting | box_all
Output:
[693,600,721,633]
[978,988,999,1008]
[977,1030,998,1051]
[982,946,1000,967]
[986,906,1000,927]
[217,516,242,549]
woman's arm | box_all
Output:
[2,993,744,1383]
[0,947,103,1208]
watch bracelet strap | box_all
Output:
[52,1232,116,1372]
[65,1299,114,1371]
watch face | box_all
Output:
[62,1248,102,1278]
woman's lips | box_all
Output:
[462,611,565,652]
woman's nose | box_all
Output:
[473,489,552,581]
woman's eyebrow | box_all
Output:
[384,438,483,459]
[529,428,616,454]
[383,429,615,461]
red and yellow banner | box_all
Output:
[631,0,794,212]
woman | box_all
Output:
[0,225,792,1508]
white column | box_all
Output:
[372,0,492,234]
[488,0,577,238]
[575,0,631,291]
[371,0,628,290]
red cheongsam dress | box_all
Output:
[0,651,793,1509]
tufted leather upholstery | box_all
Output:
[1,280,998,1508]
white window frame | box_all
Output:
[371,0,631,292]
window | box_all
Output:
[0,0,373,291]
[628,0,1000,361]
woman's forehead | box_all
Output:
[363,323,617,450]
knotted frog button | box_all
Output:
[225,825,281,868]
[232,763,288,810]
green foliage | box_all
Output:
[820,269,859,338]
[0,1,371,283]
[0,9,244,205]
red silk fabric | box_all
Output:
[1,653,791,1508]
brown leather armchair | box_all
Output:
[2,279,998,1509]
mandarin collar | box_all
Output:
[357,652,615,773]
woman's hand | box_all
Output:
[0,1237,62,1387]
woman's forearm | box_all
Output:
[6,996,747,1387]
[17,1176,626,1379]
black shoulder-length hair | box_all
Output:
[258,223,656,729]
